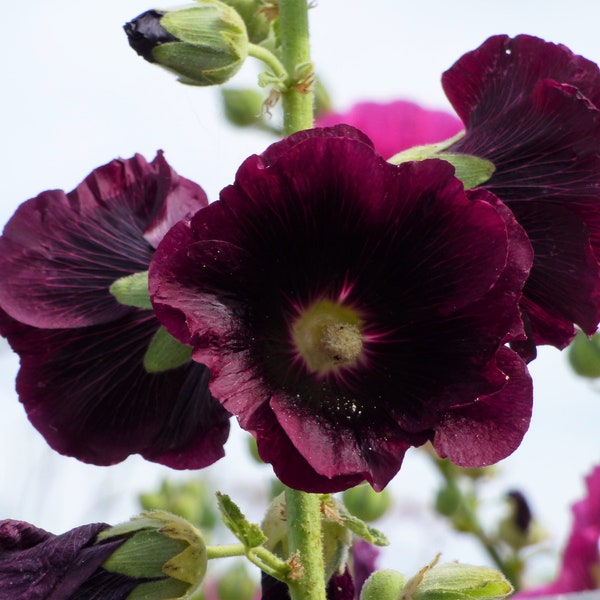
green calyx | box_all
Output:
[143,326,193,373]
[388,132,496,190]
[99,511,208,599]
[155,0,249,85]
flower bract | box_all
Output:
[150,126,533,493]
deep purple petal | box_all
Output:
[0,307,229,468]
[443,35,600,347]
[351,540,379,597]
[316,101,463,159]
[150,127,531,491]
[0,152,207,329]
[433,346,532,467]
[0,520,128,600]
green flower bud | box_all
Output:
[98,510,207,599]
[342,483,392,522]
[124,1,249,86]
[221,88,265,127]
[216,563,257,600]
[139,480,219,531]
[359,569,405,600]
[404,558,513,600]
[568,330,600,378]
[219,0,272,44]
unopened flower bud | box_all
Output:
[99,510,207,598]
[124,0,249,86]
[406,561,513,599]
[359,569,405,600]
[343,484,392,522]
[568,330,600,378]
[221,88,265,127]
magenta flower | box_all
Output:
[316,100,463,160]
[0,520,133,600]
[443,35,600,355]
[0,152,230,468]
[517,465,600,595]
[150,126,534,493]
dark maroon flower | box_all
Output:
[443,34,600,354]
[516,466,600,596]
[316,100,463,160]
[150,126,533,493]
[0,152,230,468]
[0,519,136,600]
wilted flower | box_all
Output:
[0,152,230,468]
[316,100,463,160]
[516,465,600,596]
[0,520,131,600]
[150,125,534,493]
[443,34,600,356]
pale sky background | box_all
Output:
[2,0,600,588]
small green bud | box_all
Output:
[359,569,405,600]
[568,330,600,378]
[221,88,265,126]
[404,557,513,599]
[125,1,249,86]
[99,511,207,599]
[342,483,392,522]
[217,563,258,600]
[434,485,462,518]
[219,0,273,43]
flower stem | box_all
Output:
[248,43,288,81]
[284,487,327,600]
[278,0,314,134]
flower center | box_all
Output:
[292,299,364,375]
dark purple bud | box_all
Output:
[123,10,178,63]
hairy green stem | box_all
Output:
[207,543,291,581]
[278,0,314,134]
[284,487,327,600]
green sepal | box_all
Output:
[217,492,268,548]
[109,271,151,309]
[103,529,188,578]
[126,577,189,600]
[143,326,193,373]
[359,569,406,600]
[322,496,389,546]
[388,132,496,190]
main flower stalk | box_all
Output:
[278,1,325,599]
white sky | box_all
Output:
[2,0,600,587]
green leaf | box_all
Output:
[217,492,267,548]
[388,131,495,190]
[143,326,193,373]
[109,271,152,309]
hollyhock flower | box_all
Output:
[150,125,534,493]
[442,34,600,355]
[316,100,463,160]
[516,466,600,596]
[0,519,133,600]
[0,152,230,468]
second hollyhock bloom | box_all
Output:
[0,152,230,468]
[150,126,534,493]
